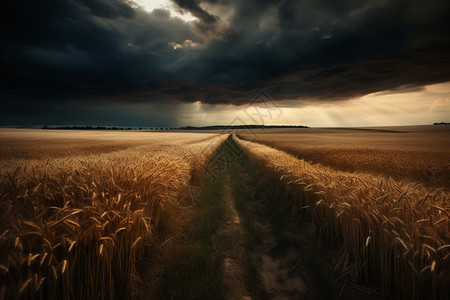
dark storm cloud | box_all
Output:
[172,0,217,24]
[77,0,135,18]
[1,0,450,113]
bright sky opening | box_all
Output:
[134,0,196,21]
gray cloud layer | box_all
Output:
[1,0,449,111]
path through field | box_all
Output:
[146,136,382,299]
[226,162,328,299]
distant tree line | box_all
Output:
[433,122,449,125]
[41,124,309,131]
[41,126,144,130]
[178,125,309,130]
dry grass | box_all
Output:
[0,130,226,299]
[238,126,450,190]
[234,134,449,299]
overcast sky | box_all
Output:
[1,0,449,127]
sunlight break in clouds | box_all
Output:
[133,0,196,21]
[173,82,450,127]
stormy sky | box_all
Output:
[1,0,449,127]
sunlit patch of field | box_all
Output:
[0,129,227,298]
[238,125,450,190]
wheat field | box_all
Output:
[234,127,449,299]
[0,129,226,299]
[238,126,450,190]
[0,127,448,299]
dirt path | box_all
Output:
[212,174,251,300]
[251,217,309,299]
[224,141,382,300]
[228,161,331,300]
[143,137,381,299]
[250,215,309,298]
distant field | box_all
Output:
[0,129,220,160]
[238,125,450,190]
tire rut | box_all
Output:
[212,174,252,300]
[235,170,317,300]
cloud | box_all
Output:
[172,0,217,24]
[78,0,135,18]
[1,0,449,115]
[169,39,201,50]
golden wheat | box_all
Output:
[234,134,449,300]
[238,126,450,190]
[0,130,227,299]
